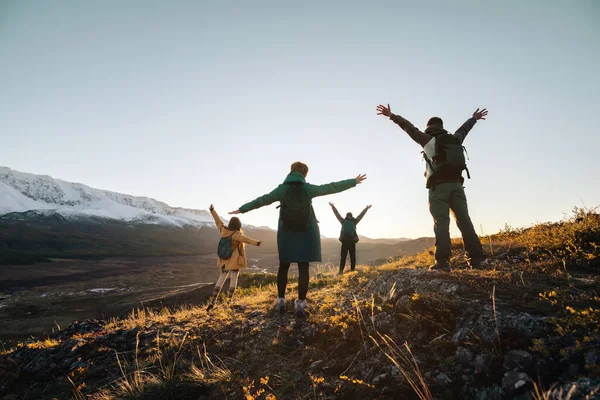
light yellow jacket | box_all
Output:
[211,209,260,270]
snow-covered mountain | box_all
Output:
[0,166,218,228]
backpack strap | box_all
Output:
[462,145,471,179]
[422,151,434,170]
[432,135,442,163]
[276,182,292,209]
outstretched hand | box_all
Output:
[329,202,334,207]
[472,108,488,121]
[355,174,367,184]
[366,205,372,209]
[209,204,214,211]
[229,210,241,215]
[376,104,392,118]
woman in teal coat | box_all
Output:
[229,161,367,315]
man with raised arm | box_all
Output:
[376,104,488,271]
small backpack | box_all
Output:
[341,219,356,241]
[217,236,234,259]
[423,133,470,184]
[278,183,312,232]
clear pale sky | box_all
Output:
[1,1,599,239]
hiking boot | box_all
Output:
[228,289,236,301]
[275,297,286,313]
[428,262,451,272]
[294,299,308,318]
[467,258,486,269]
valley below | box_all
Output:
[0,237,431,344]
[0,255,279,344]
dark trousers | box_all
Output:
[339,241,356,272]
[278,262,309,300]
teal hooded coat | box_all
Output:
[238,172,357,263]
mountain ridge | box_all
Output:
[0,166,409,241]
[0,166,230,228]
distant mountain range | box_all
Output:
[0,166,222,228]
[0,167,431,264]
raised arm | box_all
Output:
[377,104,431,147]
[235,186,285,214]
[209,205,226,234]
[307,174,365,198]
[329,202,344,223]
[455,108,487,143]
[354,204,372,225]
[233,231,261,247]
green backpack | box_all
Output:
[278,183,312,232]
[341,219,357,242]
[217,236,234,259]
[423,133,470,183]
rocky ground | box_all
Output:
[0,210,598,399]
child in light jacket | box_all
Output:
[207,204,261,311]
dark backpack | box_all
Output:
[424,133,470,181]
[341,219,356,241]
[278,183,312,232]
[217,235,234,259]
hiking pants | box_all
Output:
[339,241,356,272]
[278,262,309,300]
[213,267,240,296]
[428,182,484,264]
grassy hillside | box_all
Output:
[0,208,598,399]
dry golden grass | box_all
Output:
[6,207,599,399]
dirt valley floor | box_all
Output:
[0,255,280,343]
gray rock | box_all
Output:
[475,353,492,375]
[503,350,533,371]
[363,367,375,383]
[374,313,393,331]
[474,385,503,400]
[442,283,459,294]
[301,324,316,339]
[546,378,600,399]
[436,373,452,386]
[502,371,530,396]
[372,373,388,386]
[453,308,544,344]
[462,373,473,385]
[456,347,474,366]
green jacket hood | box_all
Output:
[424,126,448,137]
[283,171,307,184]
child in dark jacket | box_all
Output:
[329,203,371,274]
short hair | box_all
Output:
[427,117,443,128]
[290,161,309,178]
[227,217,242,231]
